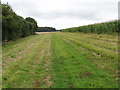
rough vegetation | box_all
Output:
[62,20,118,34]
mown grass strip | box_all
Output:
[3,34,46,67]
[58,33,118,80]
[51,33,118,88]
[3,34,54,88]
[58,33,118,60]
[60,33,117,51]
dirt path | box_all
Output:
[36,32,57,34]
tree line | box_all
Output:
[36,27,57,32]
[62,20,118,34]
[2,4,38,41]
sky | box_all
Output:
[2,0,119,29]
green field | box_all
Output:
[3,32,118,88]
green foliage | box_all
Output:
[25,17,38,35]
[62,20,118,34]
[2,4,38,41]
[36,27,56,32]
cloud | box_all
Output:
[2,0,119,29]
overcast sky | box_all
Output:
[2,0,119,29]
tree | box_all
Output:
[2,4,38,41]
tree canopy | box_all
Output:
[36,27,56,32]
[2,4,38,41]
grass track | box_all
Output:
[3,32,118,88]
[3,34,53,88]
